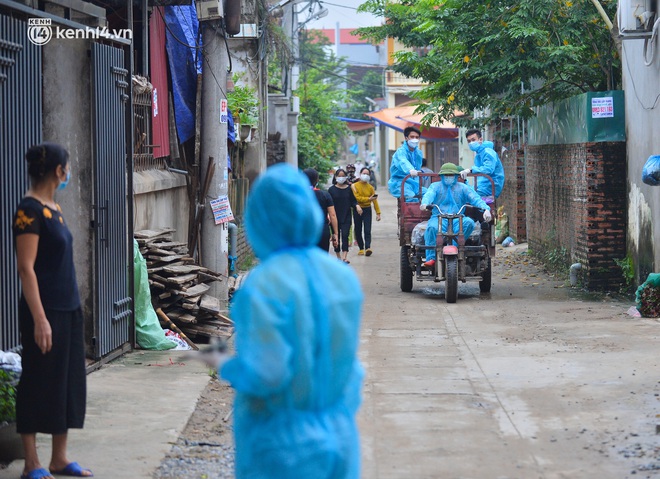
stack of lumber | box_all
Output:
[134,228,234,342]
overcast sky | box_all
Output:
[305,0,383,30]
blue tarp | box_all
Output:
[227,107,236,143]
[164,3,202,143]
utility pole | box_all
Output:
[282,0,305,166]
[200,21,229,299]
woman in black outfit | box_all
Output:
[13,143,92,479]
[303,168,339,252]
[328,168,362,263]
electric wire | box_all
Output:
[622,41,660,110]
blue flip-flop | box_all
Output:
[20,468,53,479]
[49,462,93,477]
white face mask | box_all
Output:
[336,176,347,184]
[442,175,456,186]
[360,174,370,182]
[407,139,420,149]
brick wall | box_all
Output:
[499,148,526,242]
[525,142,627,290]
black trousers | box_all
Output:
[334,219,352,253]
[353,207,373,250]
[317,222,331,252]
[16,299,87,434]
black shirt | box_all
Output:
[328,185,358,224]
[313,188,334,224]
[13,197,81,311]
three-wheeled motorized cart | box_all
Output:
[398,173,496,303]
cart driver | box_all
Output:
[387,126,427,202]
[419,163,492,268]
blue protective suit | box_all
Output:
[387,142,426,200]
[221,164,364,479]
[471,141,505,198]
[421,176,490,261]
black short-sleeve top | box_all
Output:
[12,197,81,311]
[313,189,334,224]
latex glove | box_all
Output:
[460,169,471,180]
[420,203,429,212]
[409,169,419,177]
[201,350,230,372]
[193,339,230,371]
[483,209,492,222]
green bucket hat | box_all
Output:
[438,163,461,176]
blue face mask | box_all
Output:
[468,141,481,152]
[57,170,71,191]
[407,139,420,149]
[442,175,456,186]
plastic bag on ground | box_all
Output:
[642,155,660,186]
[635,272,660,318]
[164,329,193,350]
[133,239,176,350]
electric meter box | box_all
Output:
[196,0,223,21]
[619,0,656,35]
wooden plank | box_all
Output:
[178,283,210,297]
[179,323,232,339]
[146,248,181,256]
[162,264,204,274]
[164,273,198,285]
[149,241,188,249]
[148,280,166,290]
[200,317,234,327]
[158,291,172,299]
[181,302,200,311]
[198,271,223,283]
[199,294,220,313]
[134,228,176,239]
[181,294,201,304]
[172,313,197,324]
[150,254,184,263]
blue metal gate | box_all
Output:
[0,14,42,351]
[91,43,132,358]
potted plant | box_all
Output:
[0,368,23,462]
[227,84,259,141]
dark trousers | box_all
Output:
[334,220,352,253]
[317,223,331,252]
[353,207,373,250]
[17,300,87,434]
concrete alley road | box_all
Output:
[351,193,659,479]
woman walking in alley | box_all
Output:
[329,168,362,263]
[12,143,92,479]
[352,167,381,256]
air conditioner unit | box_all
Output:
[619,0,656,37]
[196,0,223,21]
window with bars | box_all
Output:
[132,76,166,171]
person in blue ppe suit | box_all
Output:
[420,163,492,268]
[218,163,365,479]
[387,126,427,201]
[460,129,505,203]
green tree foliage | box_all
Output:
[296,30,350,180]
[356,0,619,126]
[345,69,385,116]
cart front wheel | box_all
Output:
[445,256,458,303]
